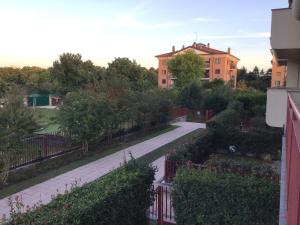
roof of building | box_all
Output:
[155,43,239,60]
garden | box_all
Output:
[0,51,281,224]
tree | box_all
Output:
[107,58,149,92]
[178,82,203,114]
[0,88,39,186]
[51,53,99,93]
[57,90,117,152]
[202,79,225,89]
[253,66,260,75]
[167,50,205,89]
[203,85,231,113]
[0,78,9,97]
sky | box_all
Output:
[0,0,287,71]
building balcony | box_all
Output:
[266,88,288,128]
[266,88,300,128]
[271,8,300,60]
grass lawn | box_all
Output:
[31,108,59,133]
[0,125,182,199]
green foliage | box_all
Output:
[51,53,102,93]
[178,82,203,111]
[206,119,281,158]
[203,85,231,113]
[58,88,172,151]
[57,90,117,151]
[237,66,271,92]
[125,89,173,128]
[0,67,47,86]
[172,168,279,225]
[204,155,279,180]
[202,79,224,89]
[0,89,39,153]
[10,161,155,225]
[167,50,205,89]
[0,89,39,186]
[0,78,9,97]
[231,90,266,118]
[107,58,156,92]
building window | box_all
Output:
[275,81,281,87]
[162,59,168,66]
[162,70,167,75]
[215,69,221,75]
[276,72,281,76]
[215,58,221,64]
[162,79,166,84]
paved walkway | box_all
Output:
[0,122,204,221]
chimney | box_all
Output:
[172,46,175,52]
[193,42,197,47]
[182,45,185,49]
[207,43,210,48]
[227,47,231,54]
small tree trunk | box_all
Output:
[82,140,89,153]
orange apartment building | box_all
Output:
[155,42,239,88]
[271,54,287,87]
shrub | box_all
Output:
[206,118,281,159]
[204,155,279,181]
[172,168,279,225]
[9,161,155,225]
[203,86,231,113]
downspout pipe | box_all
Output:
[292,0,300,20]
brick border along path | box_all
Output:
[0,122,205,221]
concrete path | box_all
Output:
[151,156,166,183]
[0,122,205,221]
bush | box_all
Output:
[172,168,279,225]
[9,161,155,225]
[204,155,279,181]
[203,86,231,113]
[206,118,282,159]
[166,131,214,164]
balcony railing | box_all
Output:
[285,92,300,225]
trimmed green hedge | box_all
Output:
[9,161,155,225]
[207,119,281,158]
[172,168,279,225]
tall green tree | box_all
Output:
[178,82,203,113]
[57,90,117,152]
[107,57,155,92]
[167,50,205,89]
[51,53,100,93]
[0,88,39,186]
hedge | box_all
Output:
[207,119,282,158]
[204,155,279,181]
[9,161,155,225]
[172,168,279,225]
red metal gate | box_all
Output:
[148,185,176,225]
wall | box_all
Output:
[272,56,287,87]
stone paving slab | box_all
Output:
[0,122,204,221]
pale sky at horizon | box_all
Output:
[0,0,287,71]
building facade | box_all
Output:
[266,0,300,224]
[271,54,287,87]
[155,43,239,88]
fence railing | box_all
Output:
[148,184,176,225]
[285,93,300,225]
[164,159,187,182]
[10,131,75,169]
[4,122,168,170]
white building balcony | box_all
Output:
[266,88,300,128]
[271,8,300,61]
